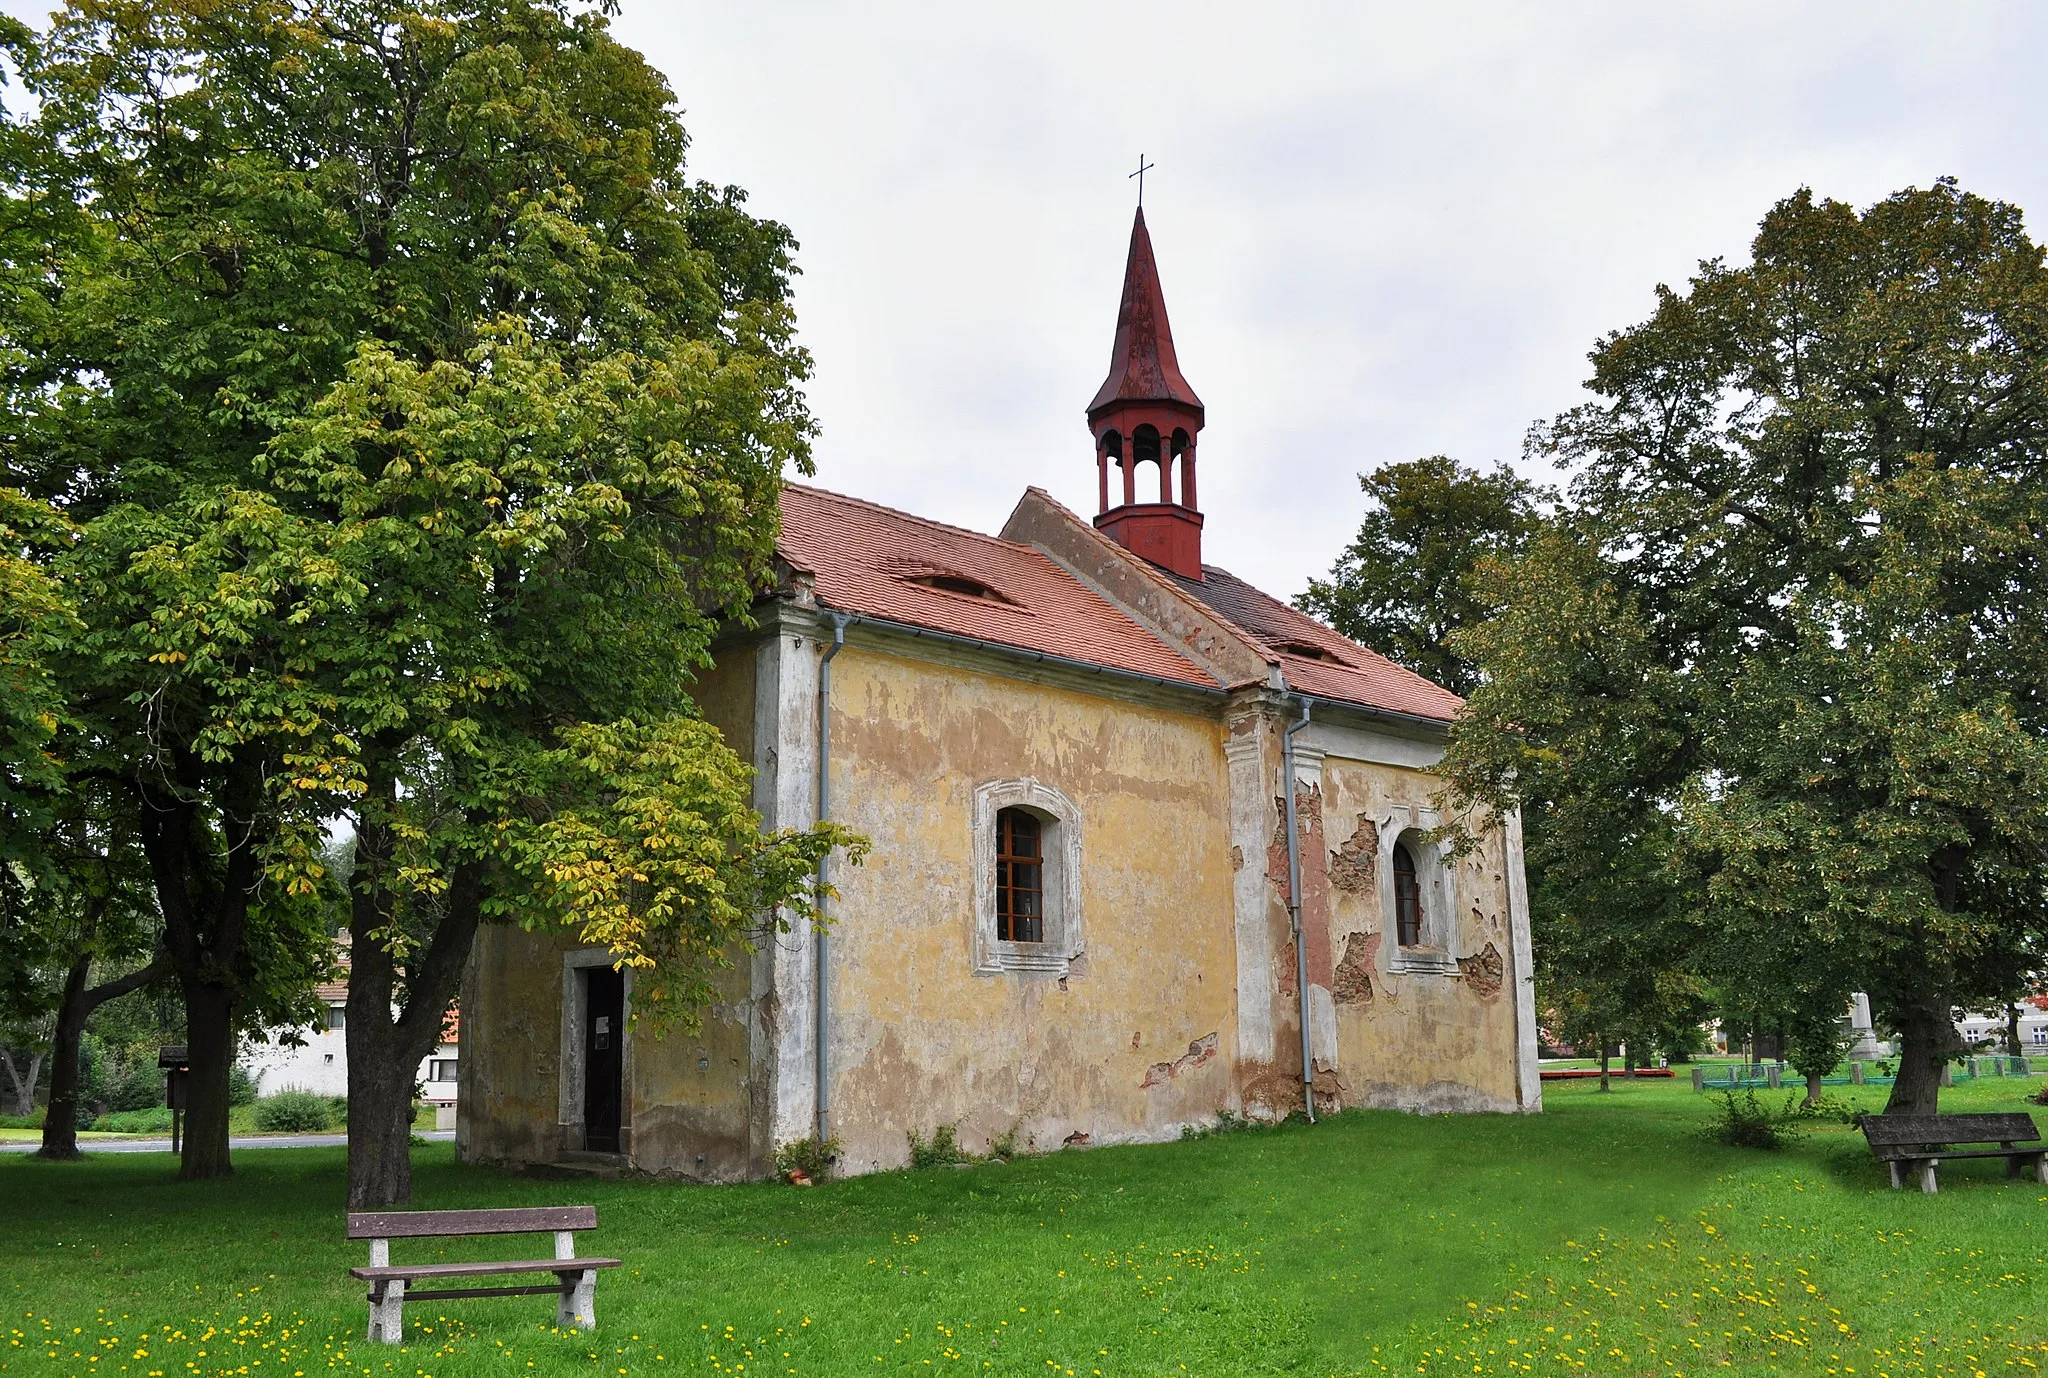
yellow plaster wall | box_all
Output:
[823,646,1239,1172]
[461,642,769,1179]
[1319,757,1522,1112]
[459,922,570,1166]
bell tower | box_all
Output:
[1088,207,1206,581]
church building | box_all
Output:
[458,209,1541,1180]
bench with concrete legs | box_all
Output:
[346,1206,621,1343]
[1860,1113,2048,1193]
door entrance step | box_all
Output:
[524,1152,628,1181]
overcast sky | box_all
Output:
[616,2,2048,599]
[10,3,2042,599]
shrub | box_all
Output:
[92,1107,174,1134]
[986,1123,1022,1161]
[227,1065,258,1107]
[254,1089,333,1133]
[1793,1092,1863,1126]
[1710,1089,1808,1149]
[104,1064,164,1112]
[0,1109,46,1130]
[774,1134,842,1181]
[907,1124,968,1169]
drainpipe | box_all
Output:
[815,611,848,1143]
[1281,690,1316,1123]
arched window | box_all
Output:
[1392,841,1422,948]
[973,780,1084,975]
[995,808,1044,943]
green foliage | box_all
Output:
[1444,180,2048,1114]
[1299,456,1549,696]
[101,1061,163,1113]
[1708,1089,1808,1150]
[906,1124,968,1169]
[772,1134,841,1181]
[252,1090,334,1134]
[227,1065,258,1108]
[985,1123,1022,1161]
[0,0,863,1188]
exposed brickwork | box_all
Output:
[1333,931,1378,1005]
[1140,1032,1220,1088]
[1459,941,1505,999]
[1266,783,1332,991]
[1327,815,1379,892]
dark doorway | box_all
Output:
[582,966,624,1152]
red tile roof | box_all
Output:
[1162,566,1465,722]
[777,485,1219,689]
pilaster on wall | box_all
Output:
[751,624,824,1149]
[1285,741,1338,1074]
[1223,702,1277,1070]
[1504,807,1542,1112]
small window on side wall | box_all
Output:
[972,780,1085,975]
[995,808,1045,943]
[1392,841,1423,947]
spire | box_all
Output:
[1087,207,1204,421]
[1086,207,1207,581]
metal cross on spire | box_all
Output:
[1129,153,1155,207]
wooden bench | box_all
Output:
[1860,1112,2048,1193]
[346,1206,621,1343]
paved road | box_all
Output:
[1,1131,454,1154]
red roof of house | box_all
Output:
[1160,566,1465,722]
[778,483,1463,723]
[777,485,1219,689]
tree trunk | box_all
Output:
[1883,987,1953,1116]
[347,1038,420,1210]
[2007,1004,2024,1059]
[1805,1071,1824,1106]
[35,956,95,1160]
[1623,1046,1637,1081]
[34,948,168,1159]
[1598,1046,1611,1092]
[343,800,485,1208]
[178,981,238,1180]
[1,1047,41,1119]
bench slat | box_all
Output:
[1860,1113,2040,1148]
[395,1284,569,1303]
[351,1258,622,1281]
[346,1207,599,1240]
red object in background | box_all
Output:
[1088,208,1208,581]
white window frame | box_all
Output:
[1380,809,1459,976]
[971,778,1084,976]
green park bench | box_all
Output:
[347,1205,621,1343]
[1860,1112,2048,1193]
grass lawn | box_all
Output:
[4,1077,2045,1378]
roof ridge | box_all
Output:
[1019,486,1283,664]
[785,482,1037,553]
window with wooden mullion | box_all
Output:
[1392,841,1422,947]
[995,808,1045,943]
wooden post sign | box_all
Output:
[159,1046,190,1153]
